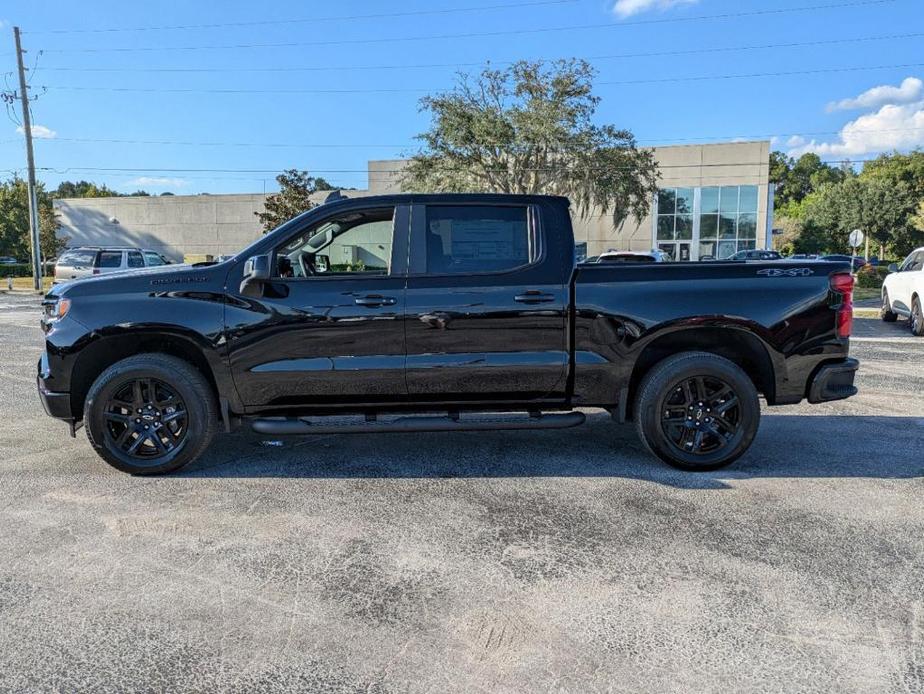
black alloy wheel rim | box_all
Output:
[660,376,741,456]
[103,378,188,460]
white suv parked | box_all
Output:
[54,247,172,284]
[881,247,924,335]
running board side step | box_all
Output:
[249,411,585,436]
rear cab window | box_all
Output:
[422,205,535,275]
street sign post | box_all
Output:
[848,229,865,271]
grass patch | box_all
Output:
[2,277,54,291]
[854,287,881,301]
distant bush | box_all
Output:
[855,264,882,288]
[0,263,55,278]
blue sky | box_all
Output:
[1,0,922,194]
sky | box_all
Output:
[1,0,922,195]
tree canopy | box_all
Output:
[402,59,659,230]
[771,149,924,258]
[0,176,66,260]
[256,169,335,232]
[52,180,150,198]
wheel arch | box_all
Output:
[626,327,776,419]
[70,331,223,420]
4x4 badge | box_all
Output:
[757,267,814,277]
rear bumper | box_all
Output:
[807,358,859,404]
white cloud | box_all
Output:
[789,100,924,158]
[126,177,188,188]
[611,0,698,18]
[16,124,56,139]
[826,77,923,112]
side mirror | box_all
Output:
[888,263,899,273]
[315,253,330,273]
[240,254,271,297]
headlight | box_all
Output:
[43,297,71,322]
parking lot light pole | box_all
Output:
[13,26,43,292]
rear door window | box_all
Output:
[423,205,532,274]
[127,251,144,268]
[97,251,123,268]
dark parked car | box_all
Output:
[728,250,783,261]
[38,194,858,475]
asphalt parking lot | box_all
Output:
[1,291,922,693]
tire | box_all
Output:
[881,289,898,322]
[634,351,760,472]
[84,354,218,475]
[911,296,924,337]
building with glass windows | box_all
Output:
[54,141,771,263]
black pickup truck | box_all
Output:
[37,194,858,475]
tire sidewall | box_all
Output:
[912,297,924,336]
[85,361,209,475]
[637,355,760,471]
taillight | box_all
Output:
[830,272,854,338]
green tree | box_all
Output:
[52,180,122,198]
[256,170,335,232]
[770,151,847,208]
[861,150,924,198]
[0,176,66,261]
[402,59,659,230]
[802,177,920,256]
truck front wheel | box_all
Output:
[634,352,760,472]
[84,354,218,475]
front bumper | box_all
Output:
[37,352,74,421]
[807,358,859,403]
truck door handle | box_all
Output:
[514,291,555,304]
[354,295,397,307]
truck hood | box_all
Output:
[47,261,232,299]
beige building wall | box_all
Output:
[54,194,271,262]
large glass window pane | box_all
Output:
[720,186,739,216]
[675,214,693,240]
[700,214,718,239]
[700,187,719,214]
[657,189,676,215]
[738,213,757,240]
[737,240,756,253]
[719,215,737,239]
[717,240,737,259]
[657,215,674,240]
[425,205,529,274]
[675,188,693,215]
[698,241,716,259]
[738,185,759,214]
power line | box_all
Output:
[24,126,924,151]
[24,0,578,34]
[33,31,924,75]
[34,160,870,175]
[38,62,924,94]
[37,0,896,53]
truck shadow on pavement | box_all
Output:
[180,412,924,489]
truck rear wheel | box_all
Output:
[84,354,218,475]
[634,351,760,471]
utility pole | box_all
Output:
[14,26,43,292]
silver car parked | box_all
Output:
[53,247,172,283]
